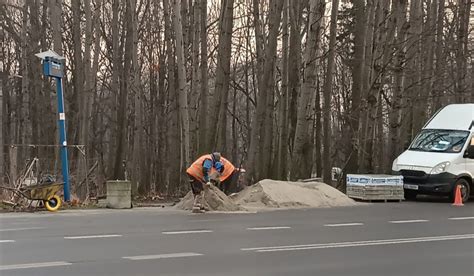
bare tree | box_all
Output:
[275,0,290,180]
[198,0,209,155]
[49,0,63,55]
[209,0,234,155]
[173,0,191,168]
[322,0,339,185]
[291,0,325,180]
[1,0,471,198]
[246,0,284,184]
[109,0,125,179]
[0,72,4,185]
[287,0,304,151]
[346,0,367,179]
[433,0,445,110]
[388,0,408,168]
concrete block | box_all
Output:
[106,180,132,209]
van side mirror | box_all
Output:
[465,138,474,159]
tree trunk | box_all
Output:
[365,0,384,173]
[129,0,146,195]
[322,0,339,185]
[156,16,167,192]
[380,0,396,172]
[402,0,422,151]
[245,0,284,184]
[72,0,84,147]
[28,0,41,147]
[164,0,180,194]
[189,1,200,160]
[275,0,289,180]
[287,0,303,152]
[198,0,209,155]
[314,76,322,177]
[77,0,95,199]
[291,0,324,180]
[359,0,375,173]
[432,0,445,110]
[252,0,264,84]
[346,0,366,178]
[260,72,275,179]
[173,0,190,169]
[0,73,4,185]
[19,2,29,165]
[114,0,132,181]
[388,0,408,171]
[49,0,62,55]
[456,0,470,102]
[108,0,122,179]
[421,0,437,119]
[209,0,234,156]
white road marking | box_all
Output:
[0,240,15,243]
[241,234,474,253]
[449,217,474,220]
[64,234,122,240]
[0,227,45,232]
[324,223,364,227]
[247,226,291,231]
[162,230,213,235]
[190,219,223,222]
[0,261,72,271]
[389,219,429,224]
[123,252,202,260]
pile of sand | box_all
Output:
[233,179,357,210]
[174,184,244,211]
[175,179,357,212]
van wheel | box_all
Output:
[450,179,470,203]
[404,190,417,201]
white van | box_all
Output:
[392,104,474,202]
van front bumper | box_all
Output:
[393,170,457,195]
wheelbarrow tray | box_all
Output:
[20,183,63,201]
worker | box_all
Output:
[186,152,236,213]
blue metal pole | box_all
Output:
[55,76,71,202]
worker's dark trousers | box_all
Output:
[219,171,239,195]
[187,173,203,196]
[187,174,205,212]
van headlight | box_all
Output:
[391,158,398,171]
[430,162,451,175]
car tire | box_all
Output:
[450,178,470,203]
[404,190,417,201]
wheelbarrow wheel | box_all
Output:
[44,195,61,212]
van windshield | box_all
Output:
[410,129,470,153]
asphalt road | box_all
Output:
[0,201,473,276]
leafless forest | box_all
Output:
[1,0,473,199]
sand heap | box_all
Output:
[233,179,357,210]
[175,179,357,212]
[174,184,244,211]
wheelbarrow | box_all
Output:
[1,182,63,212]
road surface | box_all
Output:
[1,201,473,276]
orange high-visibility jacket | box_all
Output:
[186,154,235,184]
